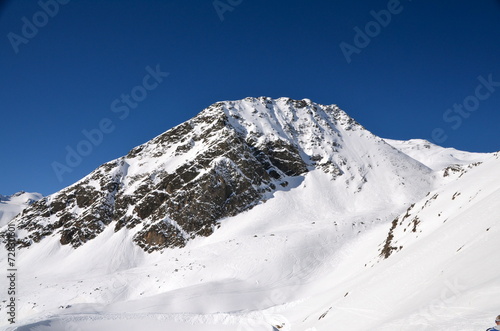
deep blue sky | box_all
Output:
[1,0,500,196]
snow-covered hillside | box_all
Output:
[282,152,500,330]
[0,192,42,227]
[0,98,497,331]
[384,138,491,171]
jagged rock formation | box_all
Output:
[3,97,433,252]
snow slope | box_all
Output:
[0,192,42,227]
[0,98,497,331]
[5,153,499,330]
[384,138,490,171]
[3,169,414,331]
[282,152,500,330]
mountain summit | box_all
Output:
[7,97,433,252]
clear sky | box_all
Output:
[1,0,500,196]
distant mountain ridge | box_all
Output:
[384,138,490,171]
[0,191,42,227]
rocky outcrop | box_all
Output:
[6,98,325,252]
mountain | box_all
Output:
[0,97,496,331]
[5,97,433,252]
[0,191,42,227]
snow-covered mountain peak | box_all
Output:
[2,97,437,254]
[219,96,359,139]
[0,191,43,227]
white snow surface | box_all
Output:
[0,192,42,227]
[384,138,491,171]
[1,98,498,331]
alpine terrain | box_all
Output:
[0,97,498,331]
[0,192,42,227]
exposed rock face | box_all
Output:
[2,97,431,252]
